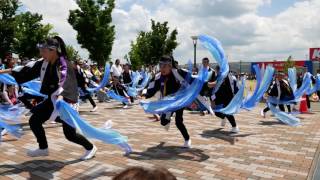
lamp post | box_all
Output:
[191,36,198,68]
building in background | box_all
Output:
[183,47,320,75]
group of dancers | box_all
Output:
[0,35,319,161]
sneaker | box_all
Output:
[231,127,240,133]
[183,139,192,148]
[164,123,170,131]
[90,106,98,112]
[80,145,97,161]
[221,119,226,127]
[153,114,160,122]
[123,105,128,109]
[260,110,266,118]
[27,148,49,157]
[50,121,57,124]
[1,129,7,136]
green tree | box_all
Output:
[284,55,295,73]
[128,19,178,69]
[66,45,80,61]
[68,0,115,66]
[0,0,19,58]
[14,12,55,58]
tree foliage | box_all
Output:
[0,0,55,59]
[14,12,55,58]
[128,19,178,70]
[284,55,295,73]
[66,45,80,61]
[0,0,19,58]
[69,0,115,66]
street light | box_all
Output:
[191,36,198,68]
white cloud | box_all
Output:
[20,0,88,58]
[20,0,320,64]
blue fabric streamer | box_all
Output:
[127,87,138,97]
[241,65,262,110]
[198,35,229,94]
[87,64,111,93]
[0,74,46,98]
[125,71,142,97]
[0,74,18,85]
[22,80,41,92]
[0,74,46,97]
[288,68,297,93]
[106,90,129,104]
[21,80,47,98]
[266,96,297,105]
[267,72,313,104]
[0,105,24,141]
[0,104,27,122]
[294,72,312,99]
[0,121,22,140]
[242,66,275,110]
[56,100,130,147]
[215,78,246,115]
[137,71,150,89]
[131,71,141,88]
[269,103,300,126]
[22,87,47,98]
[140,67,208,114]
[306,74,320,95]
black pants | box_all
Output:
[215,112,237,127]
[306,95,311,109]
[160,108,190,141]
[18,93,44,109]
[81,87,96,108]
[30,99,93,150]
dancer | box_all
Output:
[143,55,192,148]
[211,65,240,133]
[111,76,131,108]
[111,59,123,78]
[0,36,97,160]
[261,71,294,117]
[73,60,98,112]
[122,63,134,103]
[199,57,216,116]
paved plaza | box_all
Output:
[0,100,320,180]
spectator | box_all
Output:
[91,62,102,82]
[111,59,123,78]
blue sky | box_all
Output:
[257,0,298,16]
[19,0,320,63]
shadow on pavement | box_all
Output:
[128,142,209,162]
[65,164,118,180]
[259,120,286,126]
[0,159,81,179]
[200,128,255,145]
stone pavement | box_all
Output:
[0,100,320,180]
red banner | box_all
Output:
[255,61,305,71]
[310,48,320,61]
